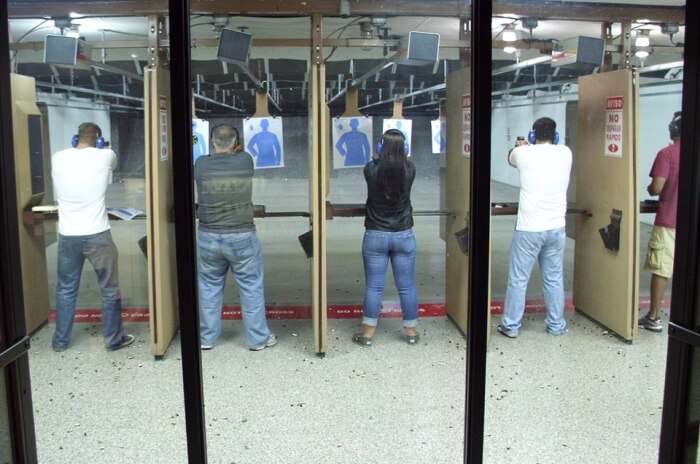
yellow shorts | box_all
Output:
[645,225,676,278]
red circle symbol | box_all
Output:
[608,144,619,153]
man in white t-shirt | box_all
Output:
[498,117,573,338]
[51,123,134,352]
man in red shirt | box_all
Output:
[639,112,681,332]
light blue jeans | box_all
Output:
[197,230,271,348]
[52,231,125,350]
[501,227,567,336]
[362,229,419,328]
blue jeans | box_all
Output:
[52,231,124,350]
[362,229,419,328]
[198,230,271,348]
[501,228,567,336]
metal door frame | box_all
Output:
[0,0,38,461]
[659,1,700,462]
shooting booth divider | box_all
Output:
[144,62,179,358]
[11,73,50,335]
[574,68,640,342]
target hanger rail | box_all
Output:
[358,83,446,111]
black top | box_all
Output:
[194,151,255,233]
[364,159,416,232]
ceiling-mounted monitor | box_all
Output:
[217,29,252,64]
[44,34,91,67]
[551,36,604,73]
[401,31,441,66]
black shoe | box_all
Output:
[108,334,135,351]
[352,334,373,347]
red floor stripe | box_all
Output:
[48,296,666,324]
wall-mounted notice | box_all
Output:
[462,94,471,158]
[159,96,169,161]
[333,116,373,169]
[605,96,624,158]
[431,118,446,155]
[244,117,285,169]
[382,118,412,156]
[192,119,209,164]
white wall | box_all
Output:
[638,84,683,224]
[491,95,568,188]
[39,94,112,156]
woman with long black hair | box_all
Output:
[352,129,420,347]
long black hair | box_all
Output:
[377,129,409,201]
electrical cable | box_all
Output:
[324,16,367,61]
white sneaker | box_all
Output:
[250,334,277,351]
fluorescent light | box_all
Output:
[69,12,81,18]
[503,46,517,54]
[635,29,651,47]
[130,53,138,59]
[502,24,517,42]
[65,30,80,38]
[635,48,650,59]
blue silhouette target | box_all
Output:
[382,118,412,156]
[244,117,284,169]
[332,117,373,169]
[192,119,209,163]
[431,119,447,154]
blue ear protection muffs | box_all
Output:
[668,111,681,139]
[377,129,410,156]
[72,132,106,149]
[528,130,559,145]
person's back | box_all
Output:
[499,117,572,340]
[364,159,416,232]
[51,122,133,352]
[195,124,275,351]
[511,143,572,232]
[195,151,255,233]
[52,146,115,236]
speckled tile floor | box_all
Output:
[28,310,669,464]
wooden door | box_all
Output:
[144,67,179,357]
[574,69,640,341]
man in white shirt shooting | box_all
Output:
[498,117,573,339]
[51,123,134,352]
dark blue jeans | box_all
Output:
[362,229,419,328]
[52,231,124,350]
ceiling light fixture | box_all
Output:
[635,46,650,59]
[635,29,651,48]
[502,24,517,42]
[503,46,517,54]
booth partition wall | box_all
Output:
[0,1,698,463]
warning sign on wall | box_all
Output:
[159,96,169,161]
[605,96,623,158]
[462,94,471,158]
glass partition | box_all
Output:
[8,4,189,462]
[487,1,685,461]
